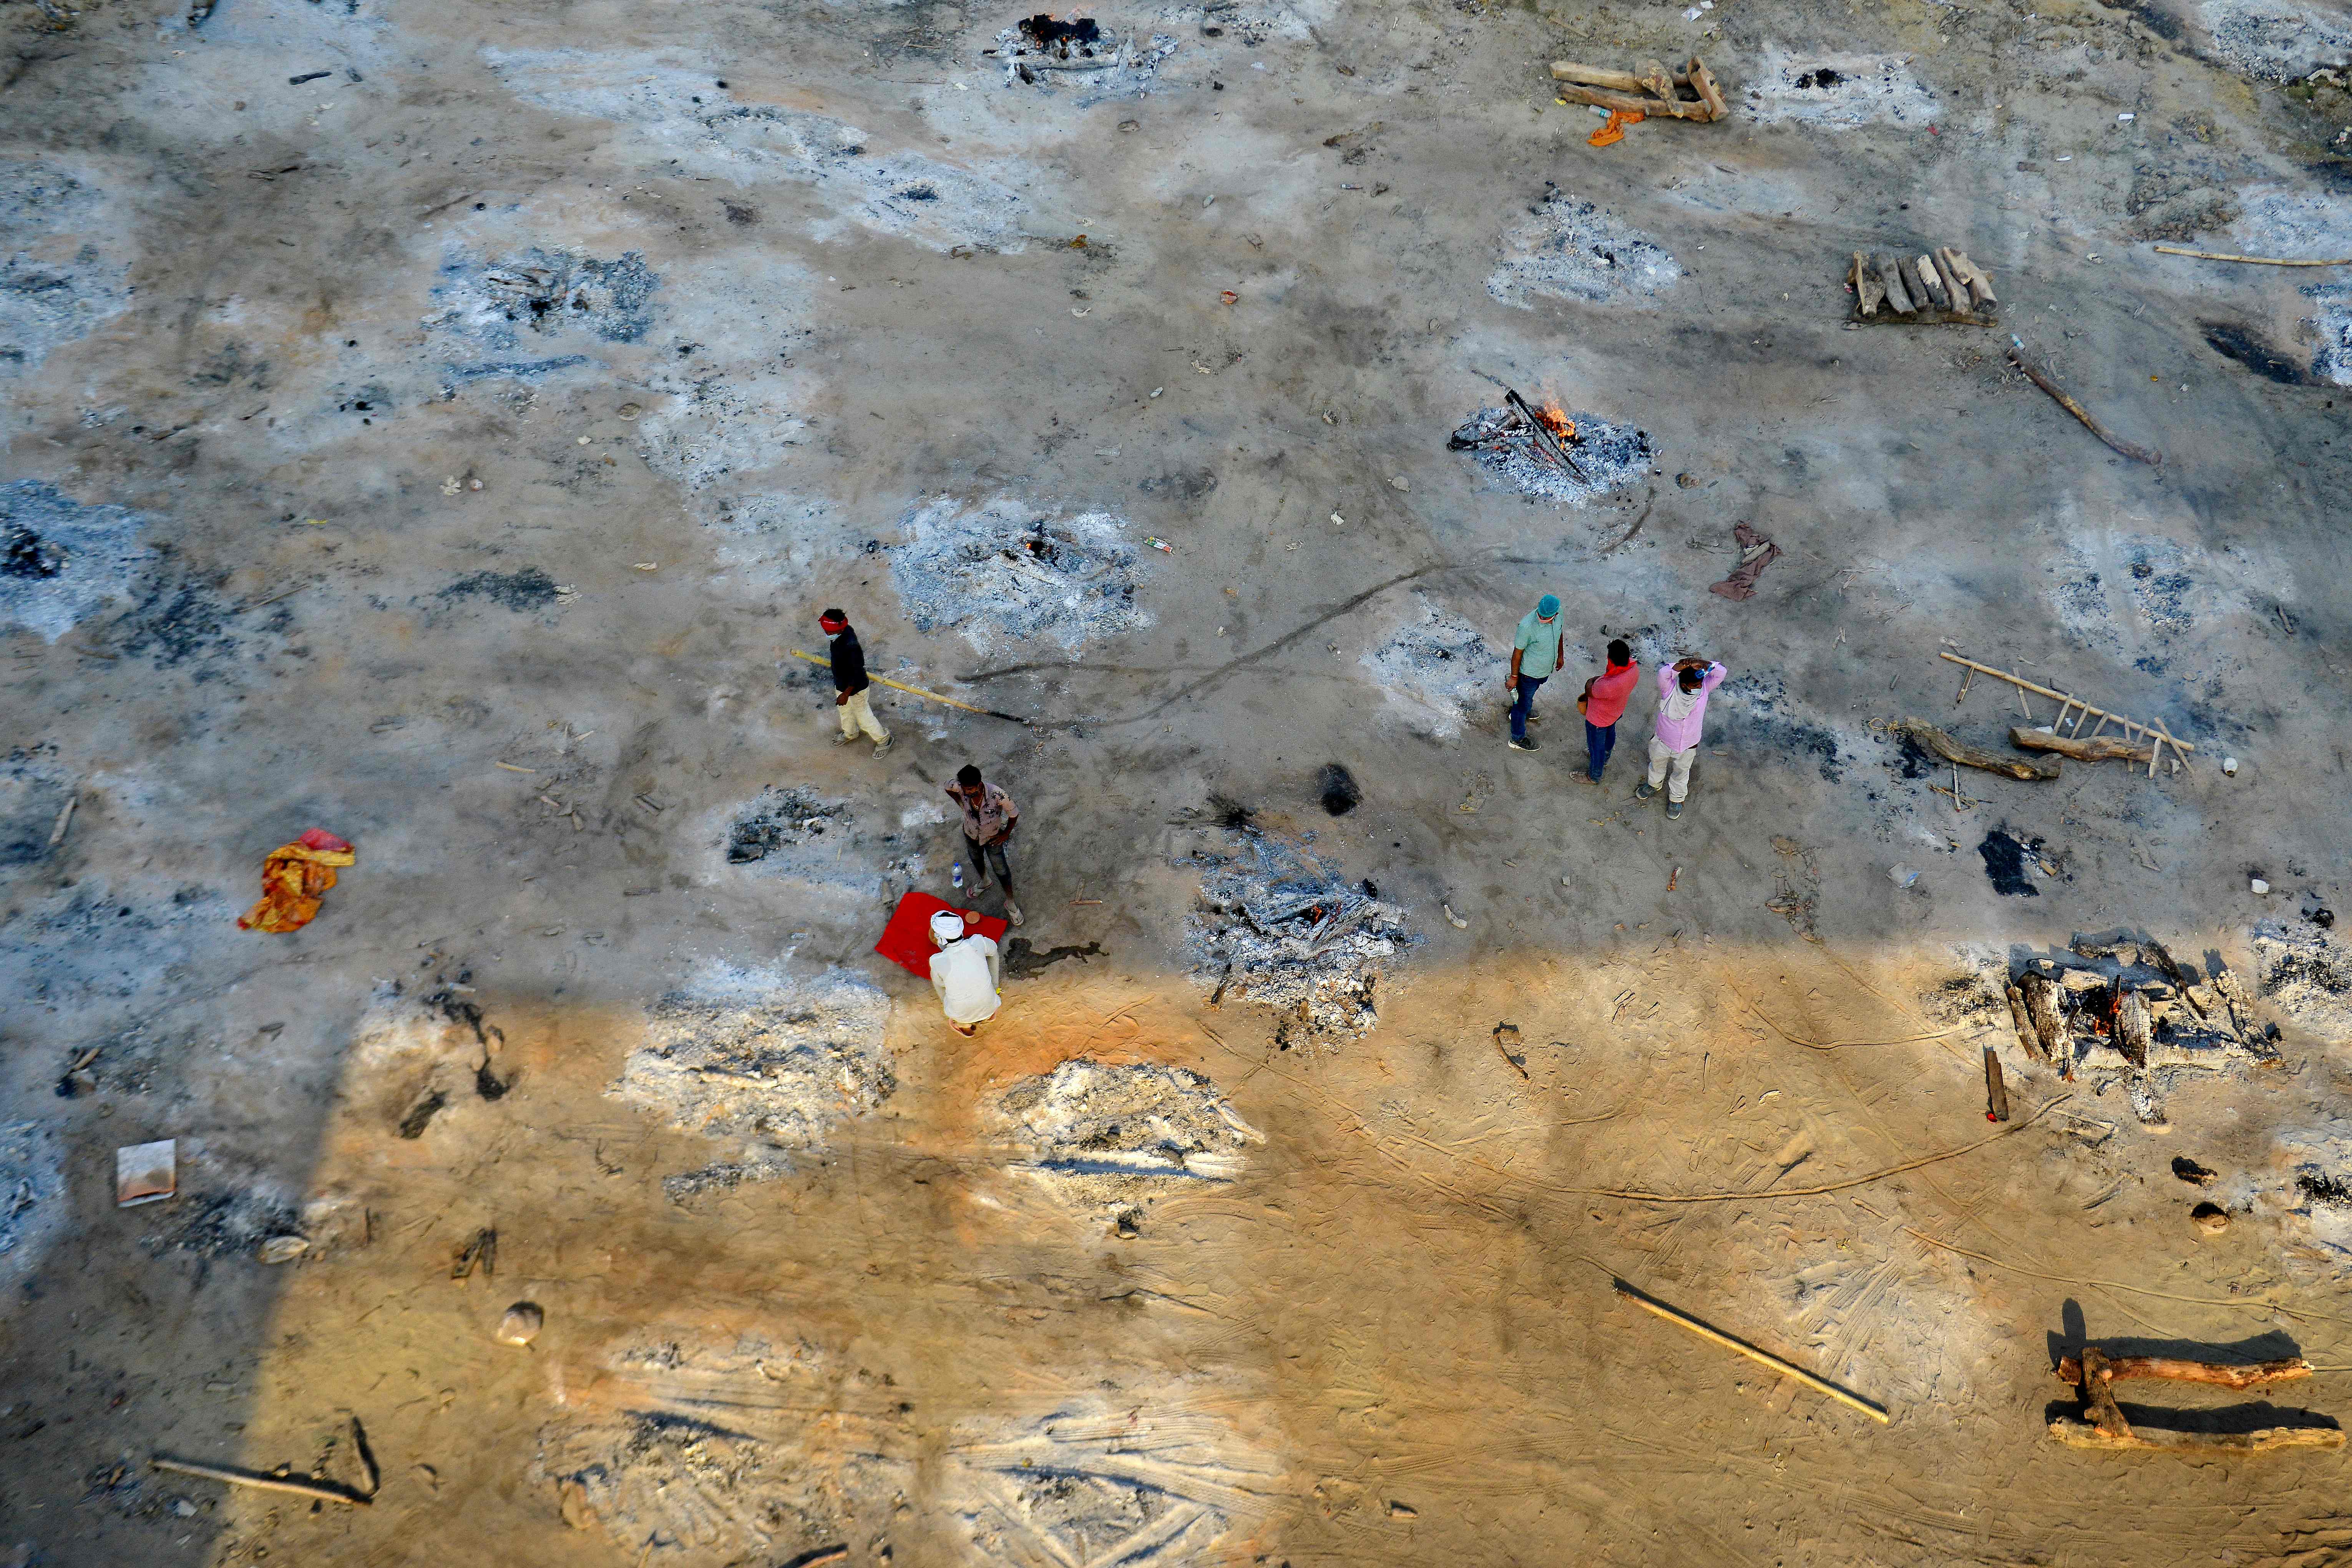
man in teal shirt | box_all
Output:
[1507,593,1564,752]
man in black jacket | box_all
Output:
[818,608,891,756]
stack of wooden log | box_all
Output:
[1849,247,1998,325]
[1549,56,1729,123]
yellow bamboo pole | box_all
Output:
[1616,1284,1892,1423]
[787,650,1031,725]
[2153,244,2352,267]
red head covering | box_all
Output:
[818,611,848,633]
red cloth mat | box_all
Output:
[875,889,1009,979]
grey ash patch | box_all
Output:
[139,1191,300,1260]
[1359,596,1503,740]
[0,163,128,379]
[726,786,847,866]
[2198,0,2352,82]
[0,481,149,642]
[1708,671,1845,782]
[0,1118,65,1283]
[438,566,561,613]
[423,247,661,378]
[2255,920,2352,1038]
[1184,828,1416,1045]
[110,571,257,672]
[1487,192,1679,308]
[890,494,1147,655]
[999,1058,1262,1220]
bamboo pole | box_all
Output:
[2152,244,2352,267]
[150,1457,373,1506]
[1935,653,2196,752]
[786,651,1031,725]
[1615,1283,1891,1422]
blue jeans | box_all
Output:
[1509,674,1545,742]
[1585,718,1618,781]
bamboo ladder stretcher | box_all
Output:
[1939,651,2193,778]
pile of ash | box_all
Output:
[2009,935,2275,1126]
[613,968,895,1198]
[1487,191,1679,308]
[999,1058,1262,1221]
[2254,919,2352,1039]
[1185,829,1415,1043]
[423,246,661,371]
[726,786,847,866]
[989,15,1180,91]
[539,1409,853,1563]
[1448,405,1654,506]
[0,480,148,643]
[1359,596,1503,740]
[891,494,1149,655]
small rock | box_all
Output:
[2191,1201,2230,1234]
[557,1477,595,1529]
[616,402,642,420]
[257,1236,309,1265]
[2171,1156,2217,1185]
[495,1302,545,1347]
[1388,1500,1418,1518]
[1675,472,1697,488]
[2222,755,2238,776]
[1117,118,1139,132]
[171,1499,198,1518]
[1389,475,1409,491]
[2251,877,2271,895]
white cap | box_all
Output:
[931,909,968,944]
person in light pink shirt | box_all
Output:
[1634,656,1725,818]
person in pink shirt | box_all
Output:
[1575,639,1641,785]
[1634,655,1726,818]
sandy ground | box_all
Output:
[5,0,2352,1560]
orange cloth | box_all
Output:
[1588,108,1644,147]
[238,829,355,933]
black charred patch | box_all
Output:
[1318,762,1361,815]
[1979,829,2043,898]
[2202,322,2308,385]
[438,567,560,612]
[2,524,63,579]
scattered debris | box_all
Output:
[237,828,355,934]
[1000,1059,1261,1217]
[451,1226,497,1280]
[1707,522,1782,601]
[1183,827,1416,1043]
[2254,920,2352,1038]
[989,15,1178,93]
[2050,1342,2339,1452]
[115,1139,175,1207]
[725,786,845,866]
[1548,55,1729,122]
[1850,246,1997,324]
[2007,347,2163,466]
[496,1302,545,1346]
[891,495,1149,655]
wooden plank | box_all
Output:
[1552,81,1674,117]
[2116,991,2152,1068]
[1914,254,1954,310]
[2055,1355,2313,1389]
[2005,984,2045,1062]
[1552,60,1691,89]
[2019,972,2067,1072]
[1983,1047,2011,1122]
[1894,718,2061,781]
[2050,1416,2344,1452]
[1873,254,1914,314]
[1853,252,1883,316]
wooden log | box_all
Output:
[1852,253,1884,315]
[1616,1283,1890,1422]
[2009,726,2155,765]
[1896,254,1933,314]
[2049,1416,2344,1452]
[1632,59,1707,118]
[2055,1355,2314,1389]
[1983,1047,2011,1122]
[2081,1347,2132,1438]
[2005,983,2047,1062]
[1939,247,1997,308]
[1552,60,1694,89]
[2152,243,2352,268]
[2116,990,2152,1068]
[1686,57,1728,121]
[1552,81,1677,117]
[1873,254,1914,314]
[2006,349,2163,466]
[2020,972,2067,1069]
[1914,254,1953,310]
[1894,718,2061,781]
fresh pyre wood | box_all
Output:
[2050,1344,2343,1453]
[1849,247,1998,325]
[1550,56,1729,122]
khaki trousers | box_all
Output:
[838,688,890,744]
[1646,736,1698,803]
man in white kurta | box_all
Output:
[927,909,1002,1035]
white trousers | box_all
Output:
[838,688,890,744]
[1646,737,1698,803]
